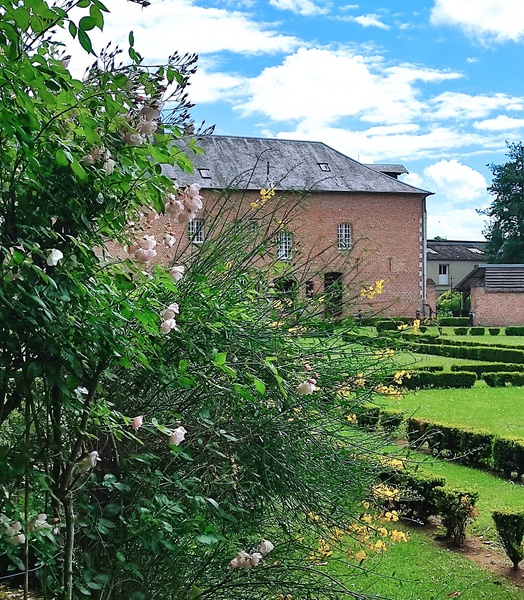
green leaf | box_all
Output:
[190,585,203,600]
[68,19,77,37]
[55,148,70,166]
[78,28,94,54]
[214,352,226,366]
[252,376,266,396]
[79,16,96,31]
[128,30,134,46]
[70,159,88,180]
[178,358,188,375]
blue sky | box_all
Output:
[77,0,524,240]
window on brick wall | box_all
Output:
[188,218,205,245]
[438,264,449,285]
[276,231,293,260]
[337,223,352,250]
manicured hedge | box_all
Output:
[492,438,524,479]
[506,327,524,336]
[411,365,444,373]
[376,320,403,332]
[356,406,405,432]
[403,371,476,390]
[450,363,524,377]
[470,327,485,336]
[454,327,468,336]
[438,317,470,326]
[492,510,524,569]
[489,328,500,336]
[436,487,478,547]
[484,372,524,387]
[410,342,524,364]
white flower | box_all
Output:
[161,303,179,320]
[229,551,252,569]
[29,514,52,533]
[169,426,187,446]
[102,158,115,175]
[134,248,157,263]
[170,265,185,281]
[176,209,196,225]
[82,154,96,166]
[139,235,157,250]
[184,194,203,213]
[165,199,184,217]
[249,552,263,567]
[297,379,316,395]
[47,249,63,266]
[188,184,201,198]
[138,119,158,135]
[91,146,107,161]
[123,132,145,146]
[131,415,144,430]
[165,233,176,247]
[7,533,26,545]
[5,521,22,536]
[76,451,101,473]
[258,539,274,556]
[141,106,160,121]
[160,318,176,334]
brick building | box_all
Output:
[158,135,432,318]
[456,264,524,326]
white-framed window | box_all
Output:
[188,218,205,245]
[438,263,449,285]
[276,231,293,260]
[337,223,352,250]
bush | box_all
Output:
[506,327,524,336]
[436,487,479,547]
[489,328,501,336]
[470,327,485,336]
[439,317,470,326]
[492,510,524,569]
[406,418,430,450]
[410,342,524,364]
[375,319,403,332]
[356,406,381,429]
[459,429,495,467]
[389,468,445,523]
[412,365,444,372]
[451,363,523,377]
[379,408,405,432]
[484,372,524,387]
[454,327,468,335]
[403,371,476,390]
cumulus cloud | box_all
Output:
[354,14,390,29]
[235,46,461,128]
[269,0,329,16]
[430,0,524,43]
[474,115,524,131]
[430,92,524,120]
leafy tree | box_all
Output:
[482,142,524,262]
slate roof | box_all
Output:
[364,164,408,178]
[456,264,524,292]
[163,135,431,195]
[426,239,487,261]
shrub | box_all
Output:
[484,372,524,387]
[403,371,476,390]
[459,429,495,467]
[492,438,524,479]
[379,408,405,433]
[406,418,430,450]
[506,327,524,336]
[375,319,402,332]
[492,510,524,569]
[436,487,479,547]
[439,317,470,326]
[470,327,485,336]
[489,328,500,336]
[451,363,523,377]
[356,406,381,429]
[390,468,446,523]
[412,365,444,372]
[419,325,428,333]
[454,327,468,335]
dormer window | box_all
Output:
[318,163,330,172]
[198,168,211,179]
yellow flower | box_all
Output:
[390,530,408,543]
[374,539,386,553]
[373,484,400,502]
[346,413,357,424]
[362,513,372,524]
[412,319,420,333]
[397,323,408,330]
[377,527,388,538]
[355,549,367,562]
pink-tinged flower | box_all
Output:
[47,249,63,266]
[82,154,96,166]
[91,146,107,161]
[169,426,187,446]
[139,235,157,250]
[176,209,196,225]
[165,233,176,247]
[29,514,52,533]
[297,379,316,395]
[123,132,145,146]
[184,194,203,213]
[258,539,274,556]
[102,158,115,175]
[165,198,184,217]
[161,303,179,320]
[7,533,26,545]
[131,415,144,430]
[188,184,201,198]
[138,119,158,135]
[141,106,160,121]
[229,551,252,569]
[134,248,157,263]
[170,265,185,281]
[146,209,159,223]
[5,521,22,536]
[160,318,176,334]
[249,552,263,567]
[76,451,101,473]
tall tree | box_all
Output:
[482,142,524,263]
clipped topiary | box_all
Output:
[492,510,524,569]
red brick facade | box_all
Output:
[470,285,524,326]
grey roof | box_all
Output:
[364,164,408,177]
[456,264,524,292]
[163,135,431,195]
[426,239,487,261]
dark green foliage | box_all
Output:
[454,327,468,335]
[438,317,470,326]
[489,328,501,336]
[450,363,523,377]
[436,487,479,547]
[481,142,524,263]
[356,405,381,429]
[459,429,495,467]
[411,342,524,364]
[411,366,444,372]
[493,438,524,479]
[375,319,403,332]
[385,468,445,523]
[403,371,476,390]
[406,418,430,450]
[470,327,485,336]
[484,372,524,387]
[379,408,405,432]
[506,327,524,336]
[492,510,524,569]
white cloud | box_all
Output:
[430,0,524,43]
[236,47,461,128]
[354,14,390,29]
[426,207,487,240]
[474,115,524,131]
[188,64,247,103]
[423,159,488,201]
[269,0,329,16]
[430,92,524,120]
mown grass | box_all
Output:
[384,386,524,439]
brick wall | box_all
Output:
[471,286,524,326]
[124,187,426,318]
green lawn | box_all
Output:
[383,386,524,439]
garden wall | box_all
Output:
[471,287,524,326]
